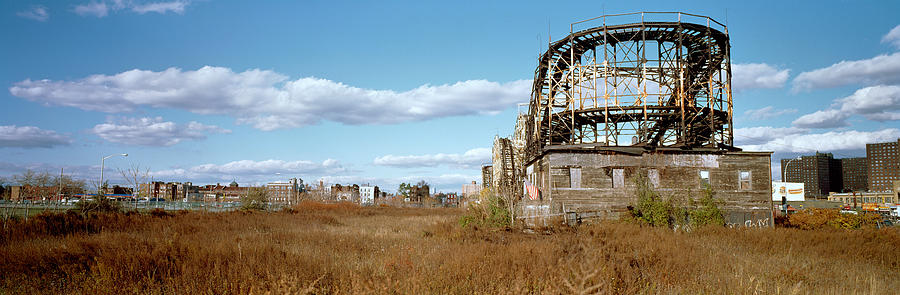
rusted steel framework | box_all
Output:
[525,12,734,161]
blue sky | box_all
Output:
[2,0,900,192]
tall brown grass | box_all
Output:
[1,202,898,294]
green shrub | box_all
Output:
[628,176,724,229]
[459,189,510,228]
[629,174,681,227]
[688,186,725,227]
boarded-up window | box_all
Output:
[551,168,570,188]
[613,169,625,188]
[648,169,659,188]
[570,167,582,188]
[699,170,710,187]
[739,171,751,190]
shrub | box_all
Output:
[688,186,725,227]
[629,176,724,229]
[788,209,882,230]
[241,187,269,211]
[628,174,683,228]
[459,188,510,228]
[70,196,122,215]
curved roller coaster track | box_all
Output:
[525,12,736,161]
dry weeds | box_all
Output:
[1,201,898,294]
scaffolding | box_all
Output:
[525,12,734,162]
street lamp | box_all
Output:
[783,156,802,182]
[99,153,128,195]
[781,156,802,215]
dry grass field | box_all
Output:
[2,202,899,294]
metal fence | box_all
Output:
[0,200,289,221]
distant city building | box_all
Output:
[461,181,482,198]
[266,178,301,203]
[408,183,429,203]
[443,192,458,206]
[867,139,900,192]
[782,152,842,198]
[841,157,868,192]
[142,181,195,201]
[359,186,375,205]
[198,181,249,202]
[331,184,359,202]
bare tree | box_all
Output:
[119,163,150,200]
[12,170,53,200]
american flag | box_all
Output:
[524,179,539,201]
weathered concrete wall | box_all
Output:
[519,150,773,227]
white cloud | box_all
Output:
[836,85,900,121]
[0,125,71,148]
[791,85,900,128]
[91,117,230,146]
[791,109,850,129]
[792,52,900,91]
[74,2,108,17]
[737,128,900,153]
[882,24,900,49]
[374,148,491,169]
[742,106,797,121]
[734,126,807,146]
[10,66,530,130]
[732,63,790,91]
[17,6,49,21]
[150,159,348,182]
[318,173,480,193]
[132,1,187,14]
[74,1,188,17]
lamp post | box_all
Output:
[782,156,802,215]
[99,153,128,195]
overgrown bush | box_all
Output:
[629,174,682,227]
[688,186,725,227]
[241,187,269,211]
[459,188,510,228]
[628,175,724,229]
[70,196,122,214]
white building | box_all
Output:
[359,186,375,206]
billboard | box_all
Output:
[772,182,804,201]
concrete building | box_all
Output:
[867,139,900,192]
[461,181,482,198]
[359,186,375,205]
[841,157,868,192]
[781,152,842,198]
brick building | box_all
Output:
[867,139,900,192]
[781,152,842,198]
[841,157,868,192]
[266,178,301,203]
[142,181,196,201]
